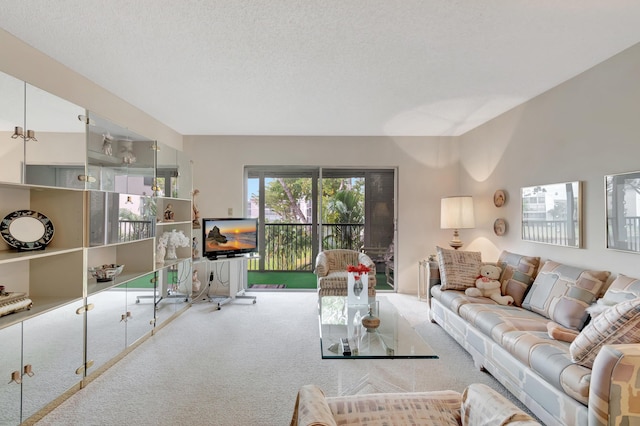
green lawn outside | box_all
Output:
[247,271,393,291]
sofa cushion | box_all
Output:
[522,260,610,330]
[458,304,550,344]
[497,251,540,307]
[461,383,540,426]
[570,297,640,368]
[437,246,482,291]
[601,274,640,305]
[326,390,462,426]
[431,285,497,315]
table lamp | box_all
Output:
[441,196,475,249]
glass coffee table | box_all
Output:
[318,295,438,359]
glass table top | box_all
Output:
[318,295,438,359]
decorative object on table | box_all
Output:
[192,189,201,228]
[1,209,54,251]
[440,196,475,249]
[163,204,175,222]
[156,238,167,265]
[347,263,371,305]
[493,189,506,207]
[493,218,507,236]
[465,264,513,305]
[160,229,190,261]
[361,303,381,331]
[101,132,113,156]
[192,269,201,292]
[88,264,125,282]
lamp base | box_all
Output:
[449,229,463,250]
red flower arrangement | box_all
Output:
[346,263,371,280]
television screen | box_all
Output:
[202,218,258,259]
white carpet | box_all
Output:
[35,292,534,425]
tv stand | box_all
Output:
[193,255,256,309]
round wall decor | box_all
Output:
[493,190,506,207]
[493,218,507,236]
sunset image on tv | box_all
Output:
[204,219,257,251]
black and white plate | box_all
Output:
[0,210,54,251]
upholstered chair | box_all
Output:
[315,249,376,296]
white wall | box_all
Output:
[0,29,182,150]
[184,135,460,294]
[459,42,640,280]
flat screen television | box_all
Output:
[202,218,258,260]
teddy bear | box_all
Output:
[465,264,514,305]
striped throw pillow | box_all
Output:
[570,297,640,368]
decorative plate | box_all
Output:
[493,190,506,207]
[493,218,507,236]
[0,210,54,251]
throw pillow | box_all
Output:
[570,297,640,369]
[461,383,538,426]
[600,274,640,304]
[497,250,540,307]
[547,321,579,343]
[522,260,610,330]
[436,246,482,291]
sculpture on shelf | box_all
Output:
[192,269,201,293]
[102,132,113,156]
[156,238,167,266]
[119,139,136,164]
[160,230,190,261]
[192,189,201,228]
[192,236,200,259]
[163,204,175,222]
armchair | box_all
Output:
[315,249,377,297]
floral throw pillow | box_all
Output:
[436,246,482,291]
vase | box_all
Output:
[353,277,363,296]
[165,243,177,260]
[362,304,380,332]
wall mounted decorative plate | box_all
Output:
[493,190,506,207]
[494,218,507,236]
[0,210,54,251]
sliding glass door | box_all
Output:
[246,167,396,281]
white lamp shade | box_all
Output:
[441,196,475,229]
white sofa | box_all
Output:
[429,248,640,426]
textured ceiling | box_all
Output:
[1,1,640,136]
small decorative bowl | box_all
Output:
[89,264,125,282]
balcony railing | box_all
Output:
[607,217,640,252]
[248,222,364,272]
[522,220,578,246]
[119,220,155,242]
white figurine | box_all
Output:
[102,132,113,156]
[156,239,167,265]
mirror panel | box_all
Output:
[156,141,178,197]
[86,112,155,194]
[24,83,86,188]
[521,181,581,247]
[606,170,640,253]
[89,192,156,247]
[0,71,25,184]
[177,149,193,199]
